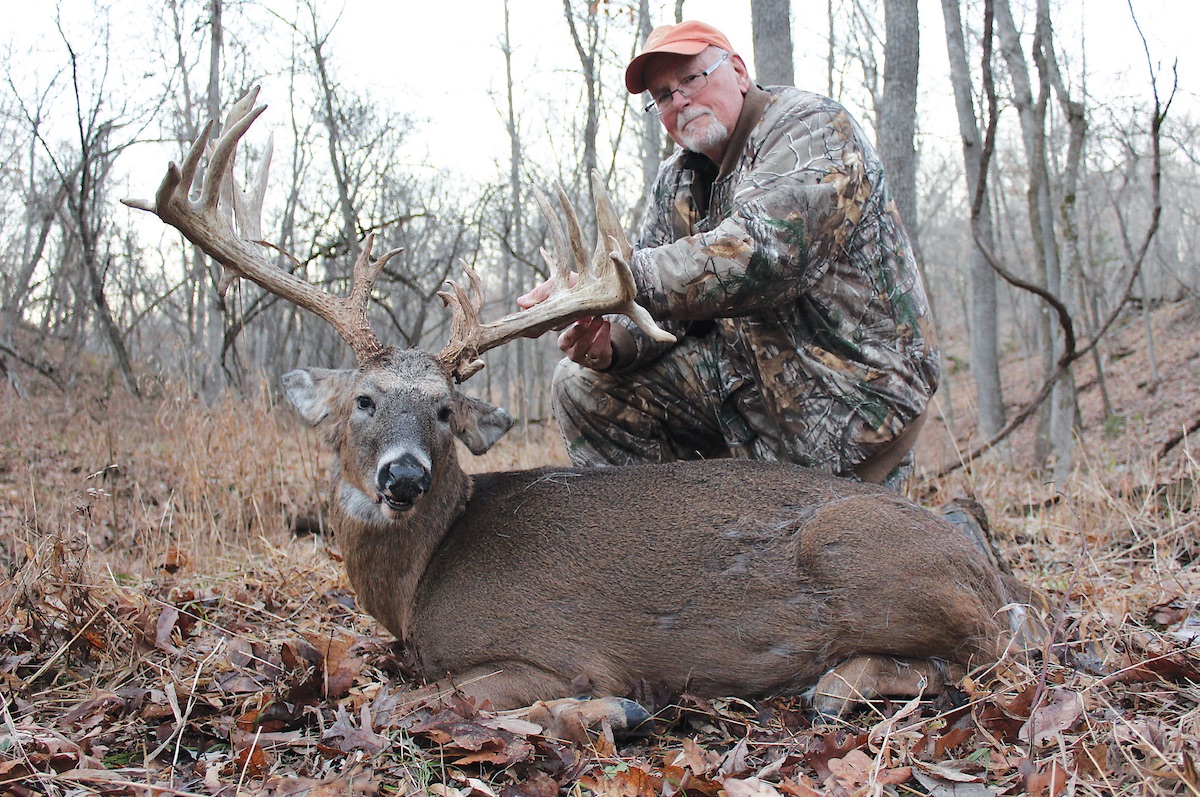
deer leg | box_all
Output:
[524,696,653,744]
[810,655,962,719]
[392,665,652,742]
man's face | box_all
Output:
[643,47,750,162]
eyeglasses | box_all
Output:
[643,52,730,115]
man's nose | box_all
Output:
[669,89,691,111]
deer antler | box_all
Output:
[437,170,675,381]
[123,86,401,361]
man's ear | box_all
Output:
[282,368,354,425]
[451,391,514,455]
[731,53,753,92]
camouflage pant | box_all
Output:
[551,333,915,492]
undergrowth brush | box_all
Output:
[1,317,1197,795]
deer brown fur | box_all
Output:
[285,347,1036,719]
[128,90,1041,729]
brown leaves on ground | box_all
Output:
[2,305,1200,794]
[3,518,1200,796]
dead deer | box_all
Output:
[126,89,1041,737]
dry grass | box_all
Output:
[0,305,1197,795]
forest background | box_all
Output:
[1,0,1199,795]
[3,0,1195,479]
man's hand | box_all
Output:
[517,274,613,370]
[557,316,613,370]
[516,274,575,312]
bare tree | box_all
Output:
[878,0,919,245]
[940,0,1005,436]
[933,0,1172,476]
[751,0,795,86]
[562,0,601,184]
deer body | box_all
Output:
[288,349,1016,712]
[129,92,1033,722]
[411,463,1007,706]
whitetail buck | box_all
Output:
[126,89,1041,736]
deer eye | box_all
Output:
[437,404,452,424]
[355,395,375,414]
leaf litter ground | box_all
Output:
[1,302,1199,795]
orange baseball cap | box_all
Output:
[625,21,736,94]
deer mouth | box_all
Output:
[377,492,416,515]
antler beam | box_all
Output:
[123,86,401,361]
[438,170,675,380]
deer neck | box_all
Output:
[333,462,472,643]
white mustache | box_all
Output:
[678,108,712,127]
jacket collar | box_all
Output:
[717,83,771,179]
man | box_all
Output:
[519,20,939,491]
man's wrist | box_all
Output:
[606,324,637,372]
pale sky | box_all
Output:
[329,0,1194,178]
[4,0,1194,184]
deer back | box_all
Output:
[406,460,1014,706]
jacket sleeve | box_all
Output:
[632,103,867,323]
[605,153,692,372]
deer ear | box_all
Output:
[451,392,514,454]
[283,368,353,425]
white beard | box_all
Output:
[677,108,730,154]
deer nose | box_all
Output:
[376,454,431,509]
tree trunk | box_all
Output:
[826,0,836,96]
[563,0,599,186]
[750,0,795,86]
[501,0,530,430]
[879,0,919,250]
[940,0,1005,436]
[204,0,228,394]
[634,0,663,224]
[1034,0,1086,481]
[993,0,1069,469]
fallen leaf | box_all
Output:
[912,760,985,783]
[161,544,188,573]
[777,774,823,797]
[803,731,867,782]
[932,726,977,758]
[409,710,534,766]
[155,606,180,652]
[304,630,365,698]
[661,763,723,797]
[230,741,271,778]
[911,769,998,797]
[720,736,752,777]
[1071,740,1109,778]
[499,768,560,797]
[722,776,784,797]
[878,766,913,785]
[1024,760,1067,796]
[668,737,720,777]
[323,704,389,754]
[1019,689,1083,746]
[578,765,661,797]
[825,749,875,790]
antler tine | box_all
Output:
[231,132,273,242]
[433,177,676,383]
[436,262,486,381]
[202,87,265,211]
[552,181,591,277]
[530,186,573,290]
[122,87,402,361]
[591,169,633,269]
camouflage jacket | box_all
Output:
[612,84,940,473]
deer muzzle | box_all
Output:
[376,453,432,513]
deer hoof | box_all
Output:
[527,696,653,743]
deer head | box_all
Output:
[124,87,674,522]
